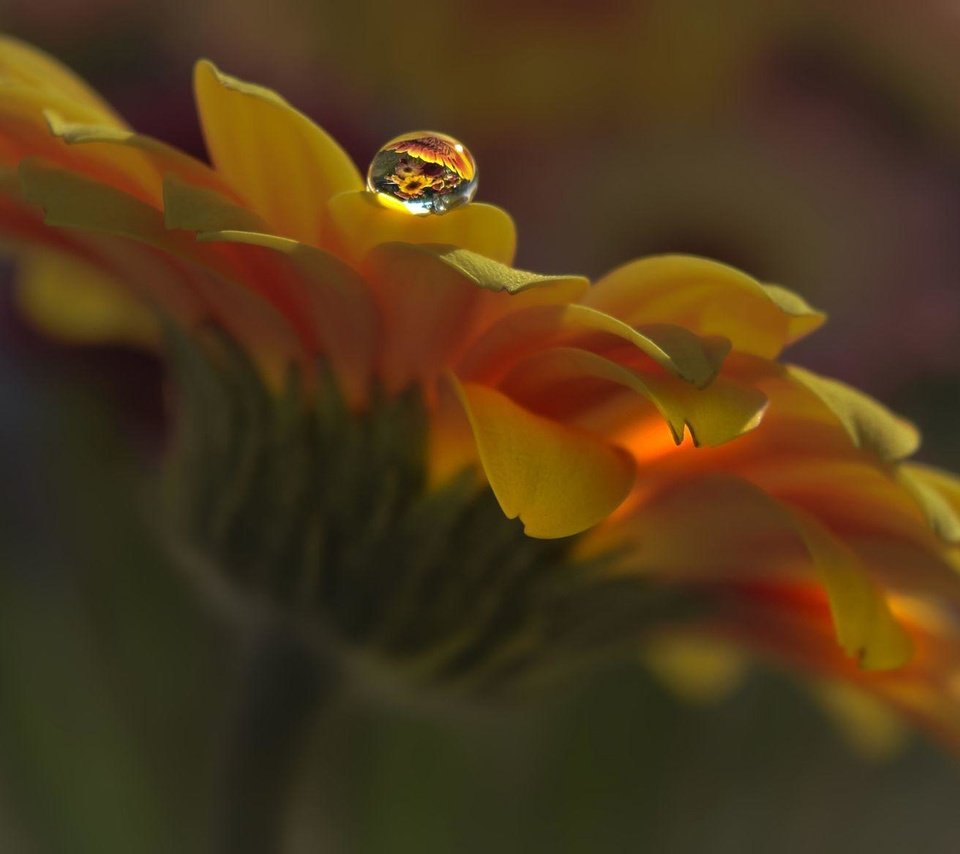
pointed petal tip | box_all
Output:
[589,254,827,359]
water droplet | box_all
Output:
[366,131,478,215]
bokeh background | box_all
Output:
[2,1,960,851]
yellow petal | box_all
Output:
[897,464,960,544]
[790,509,913,670]
[329,190,516,265]
[16,249,157,347]
[452,380,635,538]
[627,321,730,387]
[499,346,767,446]
[786,365,920,461]
[585,255,825,358]
[0,36,124,126]
[811,680,908,760]
[643,633,746,703]
[193,60,362,245]
[650,373,768,446]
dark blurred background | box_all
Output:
[2,1,960,851]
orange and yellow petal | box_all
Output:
[196,229,378,406]
[363,243,586,395]
[18,158,303,373]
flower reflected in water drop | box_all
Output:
[368,131,477,214]
[385,133,475,181]
[388,173,433,199]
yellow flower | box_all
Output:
[386,173,433,199]
[2,36,960,748]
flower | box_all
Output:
[392,158,423,179]
[386,173,433,199]
[2,36,960,748]
[384,133,475,181]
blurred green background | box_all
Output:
[3,0,960,850]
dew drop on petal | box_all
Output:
[366,131,478,215]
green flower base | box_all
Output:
[162,328,683,698]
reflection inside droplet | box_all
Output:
[366,131,478,215]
